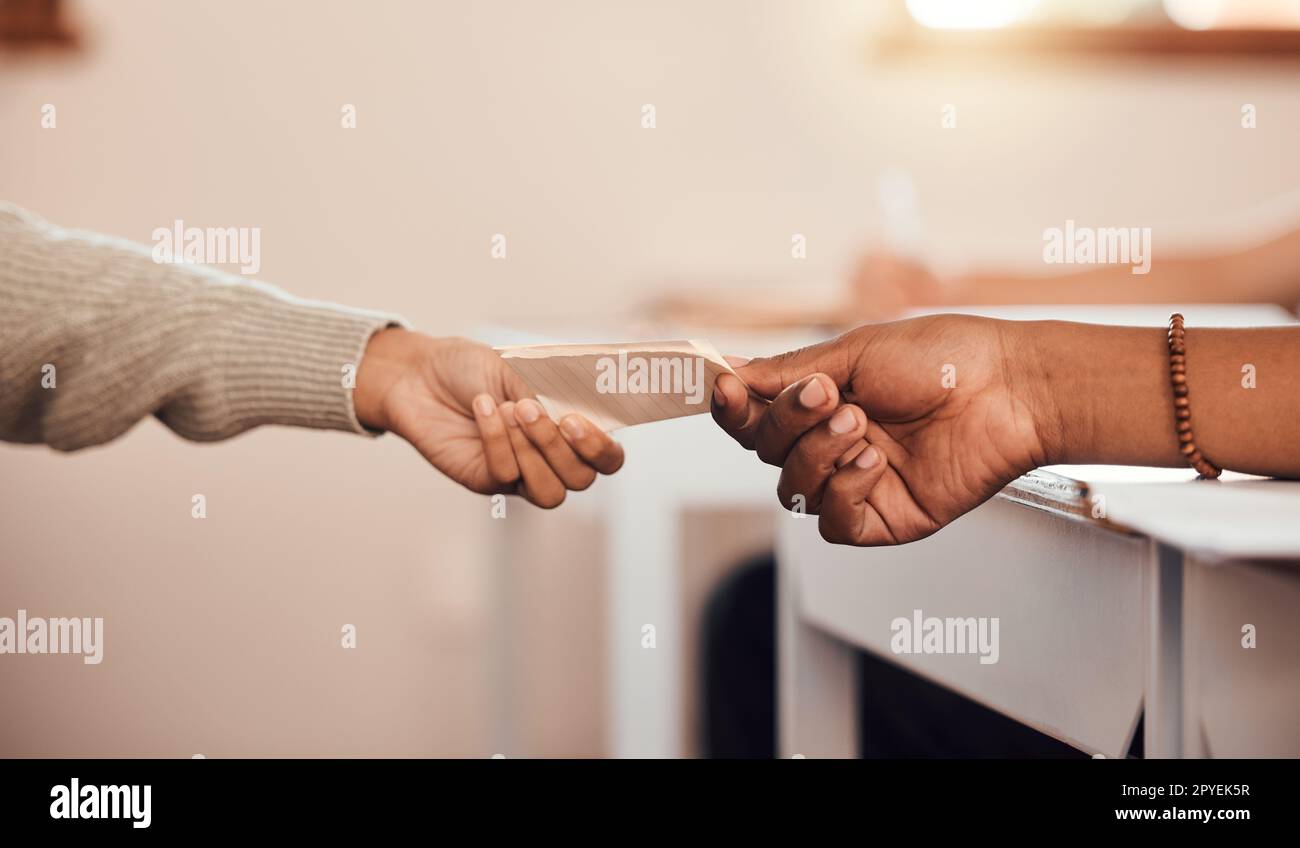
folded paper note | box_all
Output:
[496,340,737,432]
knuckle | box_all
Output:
[721,423,756,452]
[776,471,812,514]
[826,469,857,496]
[789,436,827,474]
[755,436,785,466]
[724,409,751,436]
[767,350,802,380]
[818,515,847,545]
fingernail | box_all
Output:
[473,395,495,417]
[713,383,726,406]
[724,355,751,368]
[856,446,880,469]
[561,416,585,440]
[829,406,857,435]
[499,401,517,425]
[517,399,542,424]
[799,377,828,409]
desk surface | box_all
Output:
[1003,469,1300,562]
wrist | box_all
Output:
[997,319,1071,468]
[1014,320,1185,468]
[354,326,417,432]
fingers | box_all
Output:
[500,401,568,509]
[513,399,598,492]
[711,372,768,450]
[775,404,868,514]
[734,334,858,400]
[557,414,625,475]
[490,398,625,509]
[712,368,846,467]
[472,394,520,486]
[818,445,896,546]
[754,374,840,466]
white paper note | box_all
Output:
[496,339,737,432]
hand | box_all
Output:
[712,315,1055,545]
[353,328,624,508]
[846,251,953,321]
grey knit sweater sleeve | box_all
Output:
[0,203,406,450]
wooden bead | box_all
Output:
[1167,312,1221,479]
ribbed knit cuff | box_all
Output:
[158,282,410,441]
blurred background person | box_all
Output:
[658,223,1300,329]
[846,221,1300,318]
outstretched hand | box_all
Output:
[712,315,1055,545]
[354,329,624,508]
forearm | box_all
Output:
[956,229,1300,310]
[0,204,404,450]
[957,257,1237,307]
[1018,320,1300,477]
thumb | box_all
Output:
[734,332,860,400]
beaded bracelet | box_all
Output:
[1168,313,1221,479]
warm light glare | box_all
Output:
[1164,0,1300,30]
[1163,0,1225,30]
[905,0,1041,30]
